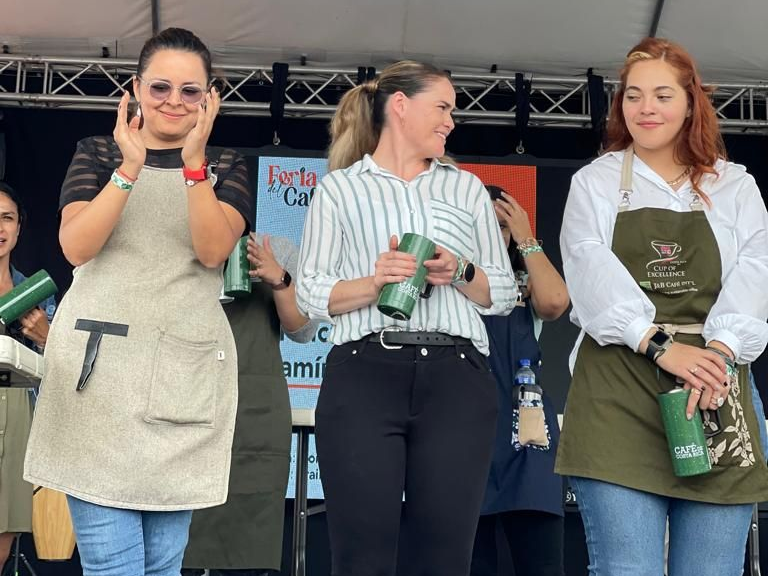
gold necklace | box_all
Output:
[666,166,692,187]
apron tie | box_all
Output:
[656,323,704,336]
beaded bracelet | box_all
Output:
[517,237,543,258]
[110,169,135,192]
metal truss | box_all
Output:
[1,55,767,134]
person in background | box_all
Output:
[0,182,55,571]
[471,184,568,576]
[183,232,318,576]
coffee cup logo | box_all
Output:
[648,240,682,267]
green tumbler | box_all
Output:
[0,269,57,325]
[224,236,251,298]
[658,388,712,477]
[377,233,436,321]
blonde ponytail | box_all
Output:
[327,83,379,171]
[327,61,452,172]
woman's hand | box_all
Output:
[494,191,534,244]
[373,235,417,291]
[182,87,221,170]
[247,233,284,287]
[113,91,145,179]
[655,342,729,419]
[424,245,459,286]
[20,308,50,347]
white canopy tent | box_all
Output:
[2,0,768,132]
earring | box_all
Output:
[135,103,144,129]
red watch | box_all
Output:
[183,161,209,187]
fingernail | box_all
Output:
[686,413,693,420]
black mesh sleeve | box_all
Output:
[210,147,254,234]
[59,136,121,211]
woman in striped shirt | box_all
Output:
[297,61,517,576]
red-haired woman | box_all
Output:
[557,38,768,575]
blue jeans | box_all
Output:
[570,477,752,576]
[750,371,768,461]
[67,495,193,576]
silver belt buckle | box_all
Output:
[379,326,403,350]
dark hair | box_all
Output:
[137,28,213,82]
[485,185,524,271]
[0,181,26,227]
[328,61,452,170]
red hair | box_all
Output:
[605,37,726,201]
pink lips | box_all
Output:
[160,111,185,120]
[637,122,662,129]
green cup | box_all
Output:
[224,236,251,298]
[658,388,712,477]
[0,269,57,325]
[377,233,436,321]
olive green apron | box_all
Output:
[556,150,768,504]
[184,281,291,570]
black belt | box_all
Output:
[369,331,472,347]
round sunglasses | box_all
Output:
[138,77,207,105]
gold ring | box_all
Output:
[689,366,699,375]
[692,388,702,395]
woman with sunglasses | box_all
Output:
[24,28,252,576]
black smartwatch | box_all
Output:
[645,330,673,362]
[272,270,292,291]
[463,262,476,283]
[453,257,476,285]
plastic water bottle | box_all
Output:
[515,359,541,403]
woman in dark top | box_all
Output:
[183,233,317,576]
[471,185,569,576]
[24,28,252,576]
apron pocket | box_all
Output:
[144,331,218,427]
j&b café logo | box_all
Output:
[641,239,695,292]
[266,164,318,206]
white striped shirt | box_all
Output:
[296,154,517,354]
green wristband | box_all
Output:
[110,169,134,192]
[519,245,544,258]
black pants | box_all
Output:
[470,511,565,576]
[315,338,499,576]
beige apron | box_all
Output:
[24,167,238,511]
